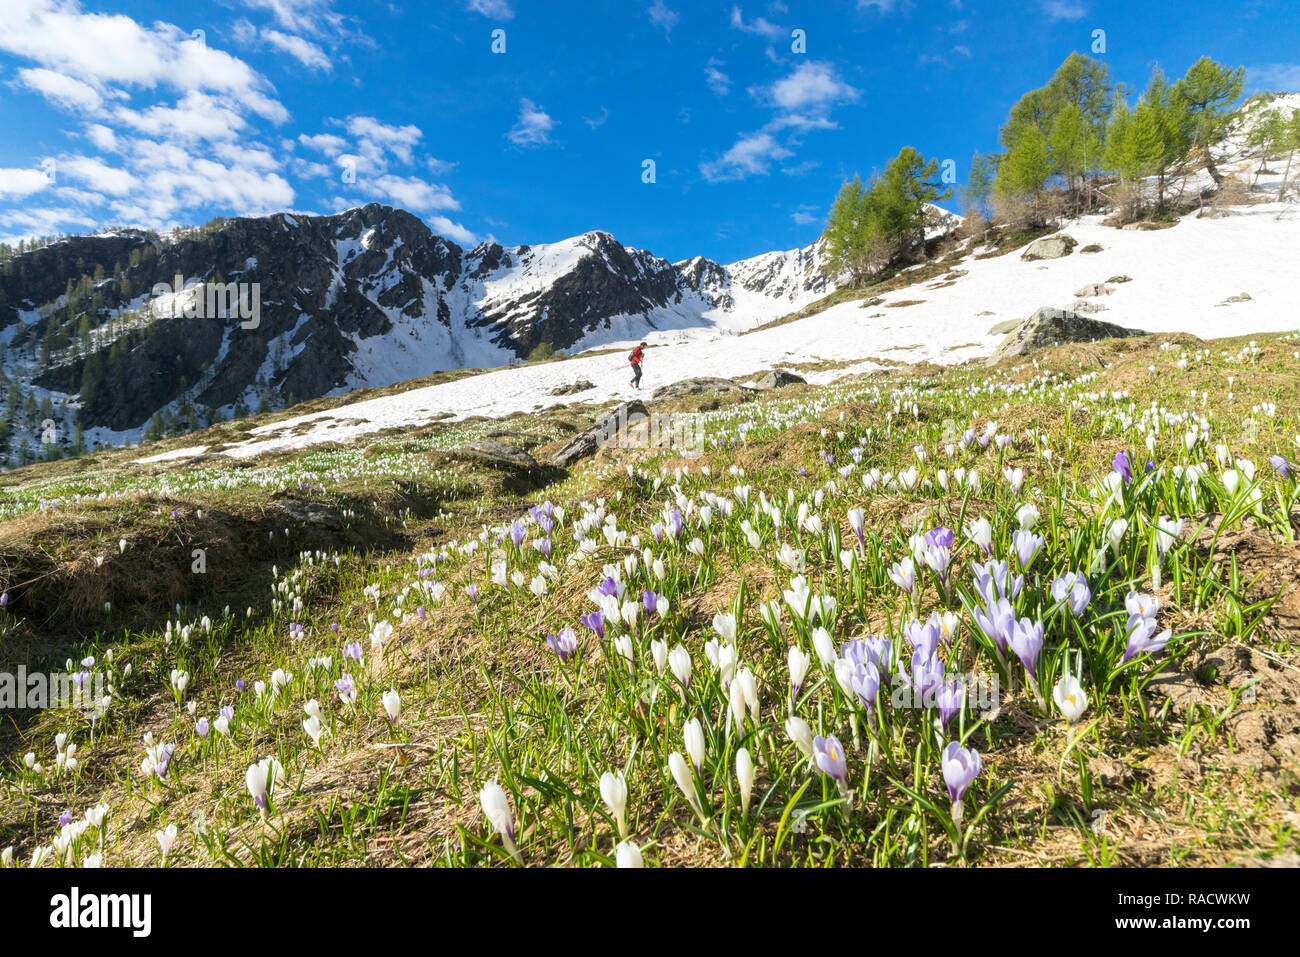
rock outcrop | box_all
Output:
[987,307,1144,366]
[550,400,649,468]
[1020,234,1077,261]
[651,377,753,401]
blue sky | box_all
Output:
[1,0,1297,264]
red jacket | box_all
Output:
[630,346,645,365]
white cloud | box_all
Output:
[704,60,857,183]
[649,0,680,36]
[17,67,104,111]
[371,174,459,213]
[1,0,288,123]
[766,60,859,112]
[344,116,422,165]
[264,30,333,71]
[1248,63,1300,91]
[508,98,556,148]
[57,155,135,196]
[1041,1,1087,20]
[791,205,819,225]
[584,107,610,130]
[113,92,251,142]
[299,132,349,157]
[0,166,54,200]
[729,5,784,39]
[0,205,97,243]
[706,62,731,96]
[428,215,477,246]
[83,123,118,151]
[701,131,793,182]
[466,0,514,19]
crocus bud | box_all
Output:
[684,718,705,773]
[667,752,704,821]
[736,748,754,818]
[599,771,629,839]
[382,689,401,723]
[615,840,644,868]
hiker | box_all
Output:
[629,341,646,389]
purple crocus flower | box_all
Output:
[546,627,579,663]
[1050,572,1092,617]
[838,649,881,710]
[937,680,963,727]
[905,616,943,661]
[331,622,340,634]
[973,597,1016,653]
[668,509,684,538]
[1113,450,1133,483]
[908,650,946,704]
[235,679,246,693]
[972,560,1023,605]
[153,743,175,779]
[344,641,364,663]
[509,521,527,547]
[538,514,554,534]
[416,606,428,622]
[1144,460,1156,474]
[642,589,660,615]
[596,577,620,598]
[0,592,7,609]
[1271,454,1294,479]
[220,705,235,722]
[59,809,73,826]
[651,523,664,543]
[925,526,955,551]
[1007,617,1044,677]
[941,741,981,802]
[196,717,210,739]
[335,674,356,703]
[465,584,479,603]
[1121,617,1173,663]
[580,609,606,640]
[1010,529,1044,570]
[813,734,848,783]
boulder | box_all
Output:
[453,439,542,479]
[987,307,1144,366]
[1074,282,1113,298]
[550,400,649,468]
[651,377,754,401]
[1070,299,1109,314]
[1020,234,1077,261]
[273,500,344,529]
[751,369,807,390]
[987,319,1021,335]
[1107,275,1133,284]
[549,380,597,396]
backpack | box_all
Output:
[628,350,637,364]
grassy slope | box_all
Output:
[2,324,1299,868]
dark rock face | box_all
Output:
[550,400,649,468]
[987,307,1145,366]
[651,377,753,400]
[750,369,807,390]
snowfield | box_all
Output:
[205,202,1300,461]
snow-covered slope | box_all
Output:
[194,200,1300,461]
